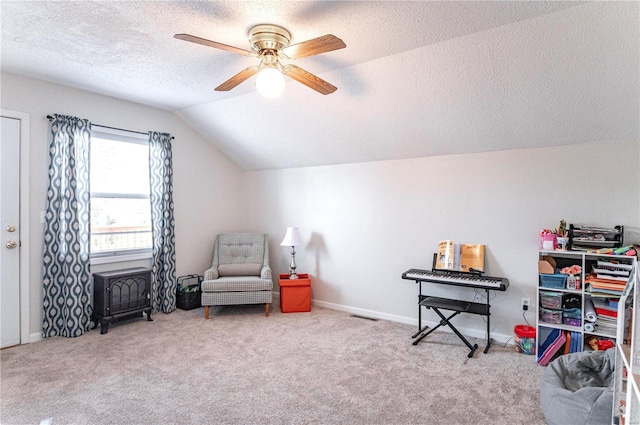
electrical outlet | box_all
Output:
[521,297,531,311]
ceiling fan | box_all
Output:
[174,24,346,97]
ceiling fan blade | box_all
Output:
[281,34,346,59]
[215,66,259,91]
[174,34,257,57]
[283,65,337,95]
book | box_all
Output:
[595,273,628,282]
[592,267,630,277]
[569,331,581,353]
[589,282,626,292]
[459,244,485,273]
[596,315,617,324]
[538,330,567,366]
[596,260,633,271]
[595,308,618,318]
[587,285,624,296]
[435,240,485,273]
[587,276,627,290]
[436,240,457,270]
[537,328,559,363]
[591,297,616,310]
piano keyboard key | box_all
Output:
[402,269,509,291]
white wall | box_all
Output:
[1,73,246,338]
[245,141,640,342]
[3,71,639,345]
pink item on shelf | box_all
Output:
[538,332,567,366]
[540,233,557,250]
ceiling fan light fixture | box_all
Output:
[255,66,285,98]
[175,23,345,95]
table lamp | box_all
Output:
[280,227,303,279]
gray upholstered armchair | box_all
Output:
[201,233,273,319]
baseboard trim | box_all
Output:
[311,298,514,346]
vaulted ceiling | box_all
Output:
[2,1,638,170]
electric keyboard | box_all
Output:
[402,268,509,291]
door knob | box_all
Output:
[6,225,16,232]
[6,240,17,249]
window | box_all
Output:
[90,128,152,260]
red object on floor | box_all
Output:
[279,274,311,313]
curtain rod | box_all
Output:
[46,115,174,140]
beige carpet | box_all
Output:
[1,304,546,424]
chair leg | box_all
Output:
[265,303,270,317]
[205,305,209,320]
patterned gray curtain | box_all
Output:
[148,131,177,313]
[42,114,92,338]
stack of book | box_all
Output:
[537,329,582,366]
[590,297,618,336]
[586,259,632,296]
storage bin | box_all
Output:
[562,294,581,310]
[177,274,202,311]
[540,291,563,309]
[540,274,567,289]
[279,274,311,313]
[563,308,582,327]
[563,317,582,327]
[514,324,536,355]
[540,307,563,324]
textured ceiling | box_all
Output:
[2,1,638,170]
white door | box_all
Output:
[1,116,21,348]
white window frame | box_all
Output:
[90,126,152,264]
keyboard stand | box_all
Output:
[412,288,493,357]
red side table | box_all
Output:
[278,274,311,313]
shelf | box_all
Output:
[585,330,617,339]
[540,287,581,295]
[538,322,582,333]
[539,249,582,259]
[537,251,636,360]
[586,291,623,298]
[538,250,634,260]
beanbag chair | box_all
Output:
[540,348,615,425]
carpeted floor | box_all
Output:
[1,304,546,424]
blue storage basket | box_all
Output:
[540,273,566,289]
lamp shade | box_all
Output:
[280,227,303,247]
[255,67,285,98]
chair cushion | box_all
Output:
[201,276,273,293]
[218,233,265,265]
[202,290,272,306]
[218,263,262,277]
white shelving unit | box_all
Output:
[614,265,640,424]
[536,250,637,359]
